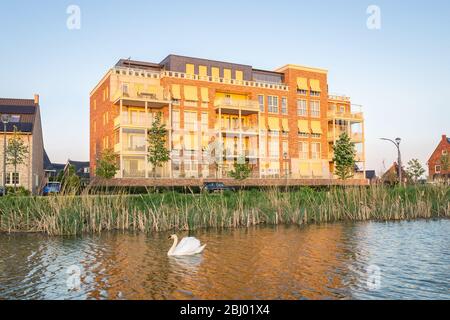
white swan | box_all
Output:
[167,234,206,256]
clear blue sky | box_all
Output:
[0,0,449,175]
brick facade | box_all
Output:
[89,55,365,182]
[428,134,450,179]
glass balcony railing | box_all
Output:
[214,98,259,112]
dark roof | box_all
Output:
[43,149,52,170]
[115,59,161,70]
[0,98,37,133]
[66,160,90,179]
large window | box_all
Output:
[184,111,198,131]
[297,99,307,116]
[311,142,321,159]
[299,142,309,159]
[6,172,19,185]
[310,101,320,118]
[258,95,264,112]
[172,110,180,130]
[281,97,288,115]
[268,96,279,113]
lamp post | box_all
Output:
[380,137,402,186]
[1,114,11,196]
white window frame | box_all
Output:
[268,96,279,113]
[258,95,264,112]
[297,99,307,116]
[299,141,309,160]
[310,100,320,118]
[281,97,288,115]
[311,142,321,160]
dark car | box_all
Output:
[42,182,61,196]
[203,182,236,193]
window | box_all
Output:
[443,150,448,156]
[435,165,441,173]
[199,65,207,77]
[122,83,129,96]
[297,89,308,95]
[172,110,180,130]
[184,111,198,131]
[186,63,195,75]
[311,133,321,139]
[223,69,231,79]
[268,96,279,113]
[297,99,307,116]
[299,142,309,159]
[310,91,320,97]
[211,67,220,79]
[281,97,288,115]
[6,172,19,185]
[258,95,264,112]
[269,137,279,157]
[310,101,320,118]
[201,112,208,132]
[311,142,321,159]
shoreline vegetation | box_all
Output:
[0,185,448,236]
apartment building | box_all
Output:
[90,55,365,180]
[0,95,45,194]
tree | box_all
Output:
[5,126,29,192]
[229,157,251,181]
[61,164,80,193]
[406,159,425,183]
[333,132,356,180]
[95,148,118,179]
[147,113,170,177]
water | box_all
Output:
[0,220,449,300]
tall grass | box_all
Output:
[0,185,448,235]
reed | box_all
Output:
[0,185,448,236]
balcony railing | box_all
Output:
[161,71,289,91]
[123,169,145,178]
[214,98,259,112]
[114,113,168,128]
[327,110,363,121]
[112,84,170,104]
[328,94,351,102]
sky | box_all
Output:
[0,0,449,175]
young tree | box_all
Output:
[229,157,251,181]
[406,159,425,183]
[147,113,170,177]
[61,164,81,193]
[95,148,118,179]
[333,132,356,180]
[6,126,29,192]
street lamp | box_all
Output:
[380,137,402,185]
[1,114,11,196]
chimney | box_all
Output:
[34,94,39,104]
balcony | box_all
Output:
[327,130,364,142]
[214,98,259,114]
[112,83,170,108]
[327,110,363,122]
[114,113,168,128]
[216,123,259,134]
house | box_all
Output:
[381,162,409,185]
[90,54,365,183]
[0,95,44,194]
[43,150,65,181]
[64,160,90,186]
[427,134,450,180]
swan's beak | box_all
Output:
[167,236,171,239]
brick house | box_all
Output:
[0,95,45,194]
[90,54,366,182]
[427,134,450,180]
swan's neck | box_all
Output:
[168,236,178,255]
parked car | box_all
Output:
[203,182,236,193]
[43,182,61,196]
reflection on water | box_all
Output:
[0,220,449,300]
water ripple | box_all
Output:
[0,220,449,300]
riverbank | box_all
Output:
[0,185,448,235]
